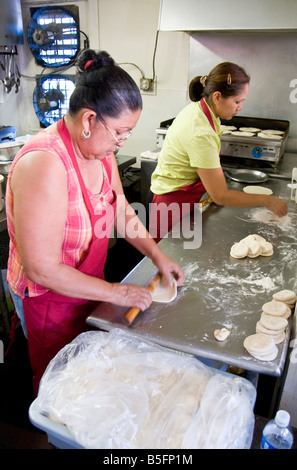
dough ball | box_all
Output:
[230,242,248,259]
[214,328,231,341]
[250,234,267,242]
[259,241,274,257]
[230,234,273,259]
[246,240,262,258]
[239,234,256,245]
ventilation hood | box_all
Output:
[159,0,297,32]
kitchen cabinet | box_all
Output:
[159,0,297,31]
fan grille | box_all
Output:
[33,75,75,127]
[27,6,80,67]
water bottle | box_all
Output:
[260,410,294,449]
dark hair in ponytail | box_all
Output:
[189,62,250,102]
[69,49,142,119]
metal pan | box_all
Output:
[225,169,269,184]
[0,140,23,161]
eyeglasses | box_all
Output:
[98,117,132,144]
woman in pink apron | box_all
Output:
[149,62,287,241]
[6,49,184,395]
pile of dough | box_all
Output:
[230,234,273,259]
[272,289,297,310]
[243,287,294,360]
[214,328,231,341]
[256,314,288,345]
[262,300,291,319]
[243,333,278,361]
[230,242,248,259]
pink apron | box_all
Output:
[150,98,219,241]
[23,118,116,395]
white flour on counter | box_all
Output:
[181,261,276,292]
[251,209,291,227]
[237,208,296,234]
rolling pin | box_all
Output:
[198,196,213,208]
[123,271,163,325]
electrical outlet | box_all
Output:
[140,77,152,91]
[140,77,157,95]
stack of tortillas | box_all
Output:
[272,289,297,311]
[230,234,273,259]
[243,288,296,361]
[262,299,291,319]
[256,315,288,344]
[244,334,278,361]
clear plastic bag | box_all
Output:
[35,328,255,449]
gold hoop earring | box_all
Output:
[81,129,91,140]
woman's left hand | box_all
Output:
[152,250,185,287]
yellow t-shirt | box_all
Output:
[151,100,222,195]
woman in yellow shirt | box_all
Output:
[149,62,287,241]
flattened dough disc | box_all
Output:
[243,185,273,195]
[151,277,177,303]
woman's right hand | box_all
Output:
[265,196,288,217]
[111,283,153,311]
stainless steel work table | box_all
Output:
[87,155,297,377]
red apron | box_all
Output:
[23,118,116,395]
[149,98,219,241]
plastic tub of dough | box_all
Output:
[29,401,84,449]
[29,329,257,449]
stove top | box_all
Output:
[220,116,289,163]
